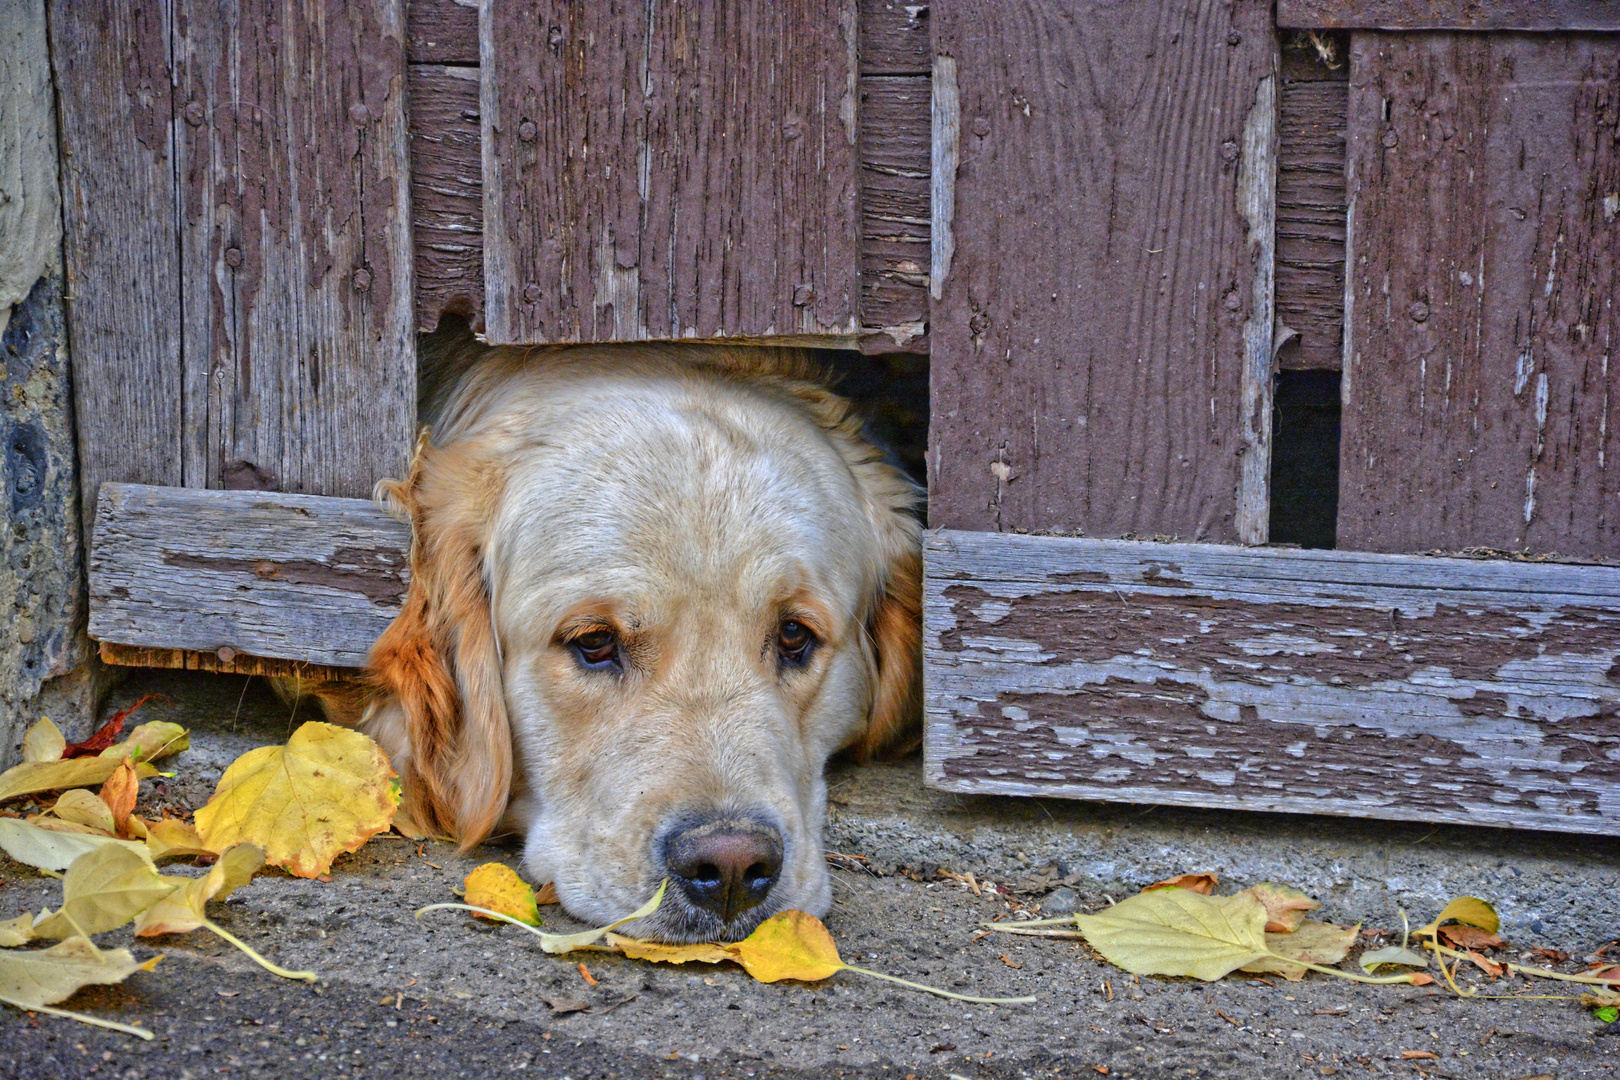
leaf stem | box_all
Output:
[841,965,1037,1004]
[1427,941,1620,987]
[0,995,154,1039]
[201,919,316,982]
[1260,951,1420,985]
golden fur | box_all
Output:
[357,328,921,940]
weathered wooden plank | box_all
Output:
[1275,53,1347,373]
[173,0,416,498]
[861,0,931,76]
[480,0,861,345]
[89,484,410,669]
[409,64,483,332]
[1279,1,1620,32]
[48,0,184,535]
[860,75,930,355]
[407,0,477,64]
[1339,34,1620,557]
[928,0,1279,543]
[923,529,1620,835]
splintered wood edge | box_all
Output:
[99,642,359,683]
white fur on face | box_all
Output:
[485,368,883,940]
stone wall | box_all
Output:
[0,0,95,763]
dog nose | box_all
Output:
[662,815,783,925]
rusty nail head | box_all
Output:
[352,268,373,293]
[184,102,206,127]
[217,646,236,663]
[1381,128,1399,148]
[523,284,543,303]
[224,247,244,268]
[970,117,991,137]
[349,102,370,124]
[793,284,816,307]
[1408,301,1430,323]
[1226,30,1242,45]
[519,121,538,143]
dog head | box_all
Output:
[365,346,920,941]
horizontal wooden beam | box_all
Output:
[89,484,411,669]
[1278,1,1620,31]
[924,529,1620,836]
[98,642,358,682]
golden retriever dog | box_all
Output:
[358,327,922,942]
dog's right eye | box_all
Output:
[569,629,620,672]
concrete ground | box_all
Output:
[2,669,1617,1079]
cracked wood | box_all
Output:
[927,0,1278,541]
[923,529,1620,835]
[1339,34,1620,557]
[89,484,411,669]
[480,0,861,345]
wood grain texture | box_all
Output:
[173,0,417,499]
[928,0,1279,543]
[861,0,931,76]
[89,484,410,668]
[100,642,355,682]
[407,0,477,64]
[1275,61,1347,372]
[409,64,483,332]
[48,0,184,534]
[860,76,931,354]
[1339,34,1620,557]
[1279,1,1620,32]
[923,529,1620,835]
[481,0,861,345]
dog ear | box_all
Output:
[366,442,512,848]
[851,531,923,759]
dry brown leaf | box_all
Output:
[1237,882,1322,934]
[1143,872,1218,895]
[1463,950,1504,978]
[1400,1050,1437,1060]
[536,882,559,906]
[1439,924,1503,951]
[98,759,139,835]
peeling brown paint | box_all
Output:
[163,547,407,607]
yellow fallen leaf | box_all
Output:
[30,845,177,939]
[0,937,158,1039]
[193,722,399,879]
[0,817,155,873]
[1074,889,1270,981]
[1237,882,1322,934]
[1241,920,1360,981]
[1359,944,1429,972]
[0,914,34,946]
[47,789,116,834]
[98,760,140,834]
[22,718,65,763]
[603,933,734,965]
[143,817,213,862]
[101,721,189,764]
[134,844,265,937]
[1143,872,1218,896]
[464,864,542,927]
[0,757,159,805]
[1415,897,1499,938]
[728,910,847,982]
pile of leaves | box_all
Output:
[0,712,401,1038]
[981,871,1620,1013]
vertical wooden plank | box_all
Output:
[481,1,861,345]
[49,0,184,531]
[928,0,1278,543]
[173,0,417,497]
[860,0,931,76]
[409,64,483,332]
[1275,42,1349,372]
[407,0,478,64]
[1340,34,1620,557]
[859,75,931,353]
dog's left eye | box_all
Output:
[776,619,816,667]
[569,628,621,672]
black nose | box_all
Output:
[662,814,783,925]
